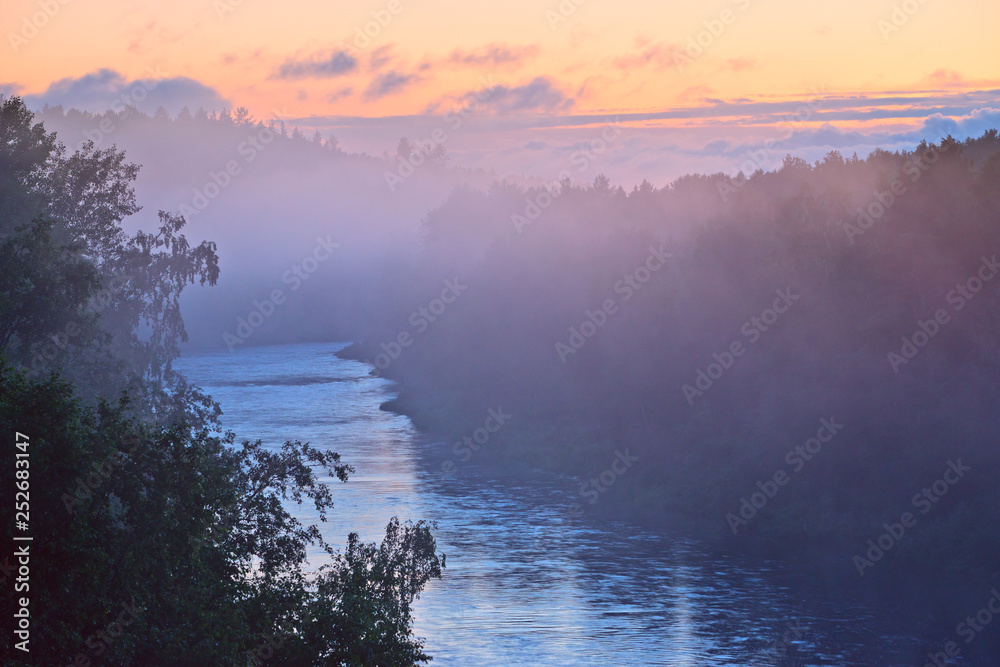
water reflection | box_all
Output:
[177,342,934,666]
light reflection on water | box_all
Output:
[176,342,930,666]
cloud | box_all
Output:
[923,69,968,88]
[678,86,713,103]
[328,87,353,103]
[126,20,183,55]
[369,45,395,71]
[23,68,229,114]
[613,42,683,70]
[298,88,1000,137]
[363,71,419,101]
[918,108,1000,140]
[475,77,574,113]
[225,86,1000,191]
[447,44,540,68]
[671,108,1000,169]
[723,58,757,72]
[274,50,358,80]
[222,49,264,66]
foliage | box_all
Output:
[0,97,443,664]
[0,368,442,665]
[350,132,1000,578]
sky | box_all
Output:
[4,0,1000,185]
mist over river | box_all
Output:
[176,342,948,666]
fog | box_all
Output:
[34,104,503,349]
[7,94,1000,663]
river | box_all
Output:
[175,341,939,666]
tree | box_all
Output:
[0,367,443,665]
[396,136,414,161]
[0,97,219,422]
[0,96,445,665]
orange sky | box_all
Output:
[5,0,1000,186]
[5,0,998,120]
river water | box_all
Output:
[176,342,939,666]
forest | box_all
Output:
[5,93,1000,662]
[345,128,1000,586]
[0,97,443,665]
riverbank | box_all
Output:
[337,340,1000,647]
[181,340,960,665]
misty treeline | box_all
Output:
[31,101,488,351]
[346,130,1000,581]
[1,96,443,665]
